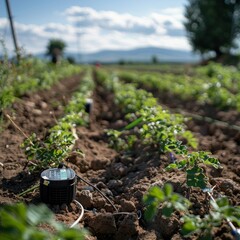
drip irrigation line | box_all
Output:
[112,210,142,219]
[76,174,118,213]
[206,189,239,238]
[161,105,240,132]
[70,200,84,228]
[63,163,118,213]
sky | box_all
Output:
[0,0,190,55]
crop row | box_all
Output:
[22,70,94,171]
[0,58,82,115]
[116,62,240,111]
[1,71,94,240]
[95,69,240,239]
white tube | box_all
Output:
[70,200,84,228]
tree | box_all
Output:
[151,55,158,64]
[46,39,66,64]
[184,0,240,59]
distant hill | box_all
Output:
[36,46,200,63]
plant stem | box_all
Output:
[5,113,34,145]
[18,184,39,197]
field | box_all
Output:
[0,60,240,240]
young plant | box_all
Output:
[0,203,87,240]
[182,197,240,239]
[166,151,220,189]
[22,124,77,171]
[143,184,240,239]
[143,183,190,220]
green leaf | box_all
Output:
[182,220,197,235]
[216,197,229,208]
[186,166,207,189]
[144,204,158,221]
[124,116,143,130]
[162,206,174,217]
[204,157,220,168]
[163,184,173,197]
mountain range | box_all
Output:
[37,46,200,63]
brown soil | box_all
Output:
[0,73,239,240]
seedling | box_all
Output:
[143,183,190,220]
[166,151,219,189]
[143,184,240,239]
[0,203,87,240]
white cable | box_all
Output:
[70,200,84,228]
[207,191,237,232]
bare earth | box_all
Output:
[0,73,239,240]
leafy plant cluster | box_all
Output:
[95,70,197,154]
[0,203,86,240]
[95,69,239,238]
[0,55,82,114]
[117,63,240,111]
[99,69,221,191]
[21,71,94,171]
[143,184,240,239]
[167,151,219,189]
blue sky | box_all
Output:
[0,0,190,54]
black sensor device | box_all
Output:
[40,168,76,205]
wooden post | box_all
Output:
[5,0,20,62]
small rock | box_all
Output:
[40,101,48,109]
[93,197,106,209]
[25,101,35,108]
[111,162,128,177]
[88,213,117,234]
[108,179,123,189]
[116,214,139,240]
[105,203,116,212]
[119,199,136,212]
[96,181,106,189]
[32,109,42,115]
[155,213,180,238]
[76,190,93,208]
[91,159,109,170]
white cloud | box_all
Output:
[0,6,191,55]
[65,6,164,35]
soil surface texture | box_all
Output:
[0,73,239,240]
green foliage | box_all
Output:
[0,203,87,240]
[97,69,195,154]
[46,39,66,63]
[167,151,220,189]
[0,56,82,120]
[182,197,240,238]
[143,184,191,220]
[143,184,240,239]
[22,126,76,171]
[0,42,15,111]
[118,63,240,112]
[21,71,94,171]
[184,0,240,57]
